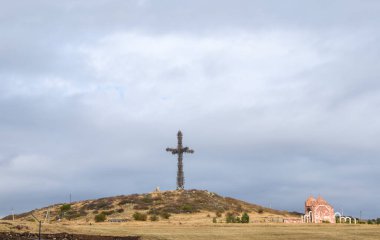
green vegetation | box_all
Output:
[181,204,195,213]
[226,212,237,223]
[133,212,147,221]
[60,204,71,211]
[226,212,250,223]
[241,212,249,223]
[94,213,106,222]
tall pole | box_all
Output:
[31,213,41,240]
[39,221,41,240]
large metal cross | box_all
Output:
[166,130,194,190]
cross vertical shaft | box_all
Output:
[166,130,194,190]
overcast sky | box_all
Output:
[1,0,380,219]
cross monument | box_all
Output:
[166,130,194,190]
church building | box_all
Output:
[304,195,335,223]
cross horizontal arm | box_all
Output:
[166,148,178,154]
[183,147,194,154]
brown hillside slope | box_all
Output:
[3,189,299,222]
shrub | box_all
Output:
[142,195,153,203]
[181,204,194,213]
[160,212,171,219]
[60,204,71,212]
[241,212,249,223]
[212,217,217,223]
[377,218,380,225]
[94,213,106,222]
[86,200,113,210]
[64,210,82,220]
[101,210,115,216]
[116,208,124,213]
[150,215,159,221]
[258,207,264,214]
[226,212,236,223]
[133,212,147,221]
[216,211,222,218]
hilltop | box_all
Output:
[3,189,298,223]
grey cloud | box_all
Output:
[1,0,380,220]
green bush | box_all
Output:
[150,215,159,221]
[133,212,147,221]
[94,213,106,222]
[226,212,236,223]
[116,208,124,213]
[212,217,217,223]
[241,212,249,223]
[216,211,222,218]
[60,204,71,212]
[181,204,194,213]
[142,195,153,203]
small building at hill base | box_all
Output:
[304,195,335,223]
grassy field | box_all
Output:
[2,221,380,240]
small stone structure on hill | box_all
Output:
[303,195,335,223]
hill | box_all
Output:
[3,189,299,223]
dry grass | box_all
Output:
[3,190,378,239]
[1,220,380,240]
[5,190,297,224]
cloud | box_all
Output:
[1,1,380,219]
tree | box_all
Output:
[241,212,249,223]
[226,212,236,223]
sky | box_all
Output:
[1,0,380,219]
